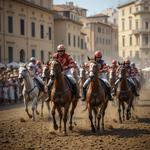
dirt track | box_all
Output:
[0,90,150,150]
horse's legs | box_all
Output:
[52,104,58,130]
[32,97,37,121]
[69,99,78,130]
[35,100,39,115]
[118,99,122,123]
[101,101,108,131]
[122,102,125,121]
[126,98,133,120]
[63,104,70,135]
[57,106,63,132]
[89,107,96,133]
[24,97,32,119]
[46,101,51,120]
[93,107,97,129]
[41,98,44,118]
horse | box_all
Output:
[41,65,50,84]
[116,63,135,123]
[85,59,108,132]
[18,65,51,121]
[49,59,78,135]
[109,68,117,89]
[78,65,87,97]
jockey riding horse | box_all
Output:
[81,50,113,101]
[46,44,80,102]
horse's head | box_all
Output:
[18,66,29,79]
[79,66,86,79]
[88,60,99,79]
[49,59,63,78]
[118,62,126,79]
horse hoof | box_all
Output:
[92,128,96,133]
[36,111,39,115]
[29,115,32,119]
[54,124,58,130]
[69,126,73,130]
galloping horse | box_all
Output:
[18,65,51,121]
[116,63,134,123]
[109,68,117,89]
[78,65,87,97]
[85,59,108,132]
[49,59,78,135]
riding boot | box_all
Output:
[81,78,90,101]
[45,79,54,102]
[81,87,86,101]
[73,83,81,99]
[107,87,113,101]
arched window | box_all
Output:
[20,49,25,62]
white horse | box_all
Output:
[18,66,51,121]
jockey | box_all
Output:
[111,60,118,71]
[46,44,80,101]
[28,58,46,93]
[81,50,113,101]
[114,59,139,96]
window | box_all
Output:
[136,36,139,45]
[145,22,149,29]
[144,6,149,11]
[73,35,76,47]
[48,27,51,40]
[8,16,13,33]
[122,36,125,47]
[98,27,101,33]
[0,14,1,32]
[41,50,44,62]
[122,19,125,31]
[129,7,132,13]
[40,25,44,39]
[129,18,132,30]
[136,20,139,29]
[31,22,35,37]
[68,33,71,46]
[78,36,80,48]
[20,19,25,35]
[144,34,148,45]
[0,46,1,62]
[32,49,35,57]
[129,35,132,46]
[81,39,84,49]
[8,46,13,63]
[122,10,124,16]
[20,49,25,62]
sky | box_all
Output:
[54,0,128,16]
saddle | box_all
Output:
[33,78,44,92]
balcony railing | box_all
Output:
[133,28,150,34]
[134,10,150,15]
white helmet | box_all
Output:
[30,57,36,62]
[28,62,35,69]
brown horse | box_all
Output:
[116,63,134,123]
[85,59,108,132]
[49,59,78,135]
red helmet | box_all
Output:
[112,59,117,64]
[94,51,102,58]
[57,44,65,52]
[125,59,130,64]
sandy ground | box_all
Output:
[0,89,150,150]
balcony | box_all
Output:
[134,10,150,15]
[133,28,150,34]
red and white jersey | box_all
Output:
[53,53,75,71]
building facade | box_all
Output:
[0,0,54,63]
[118,0,150,61]
[82,15,118,62]
[54,3,87,64]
